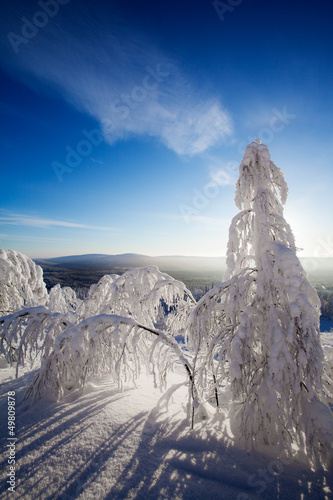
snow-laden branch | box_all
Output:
[0,306,72,377]
[24,314,196,417]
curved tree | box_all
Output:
[1,264,199,423]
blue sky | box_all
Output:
[0,0,332,258]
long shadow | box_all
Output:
[58,412,148,500]
[0,373,133,498]
[105,404,333,500]
[1,370,332,499]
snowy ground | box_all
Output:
[1,328,333,499]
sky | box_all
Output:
[0,0,332,259]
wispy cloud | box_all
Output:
[0,2,232,156]
[0,233,77,243]
[0,212,119,232]
[204,154,239,186]
[209,167,235,186]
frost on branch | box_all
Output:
[0,250,48,315]
[188,269,256,409]
[48,284,83,319]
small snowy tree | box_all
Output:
[190,140,332,466]
[76,265,195,331]
[24,315,195,408]
[0,306,73,376]
[0,250,48,315]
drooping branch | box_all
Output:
[0,306,73,376]
[24,313,198,426]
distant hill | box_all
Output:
[34,253,227,272]
[33,254,333,292]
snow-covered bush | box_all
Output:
[1,264,196,390]
[0,249,48,315]
[25,315,195,409]
[0,306,72,376]
[48,284,83,319]
[76,266,195,332]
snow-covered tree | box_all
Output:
[190,140,332,466]
[1,265,197,415]
[0,250,48,315]
[0,306,73,377]
[75,265,195,331]
[48,284,83,319]
[24,314,195,409]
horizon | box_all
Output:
[31,251,333,261]
[30,251,333,275]
[0,0,332,259]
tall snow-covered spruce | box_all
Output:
[193,139,332,465]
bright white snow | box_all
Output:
[0,351,332,499]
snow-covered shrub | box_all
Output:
[76,266,195,332]
[0,249,48,315]
[25,314,195,405]
[1,264,195,386]
[48,284,83,319]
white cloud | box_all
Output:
[0,213,119,232]
[0,233,76,243]
[0,3,232,156]
[204,154,239,186]
[161,103,232,156]
[209,167,235,186]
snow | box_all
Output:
[1,355,332,500]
